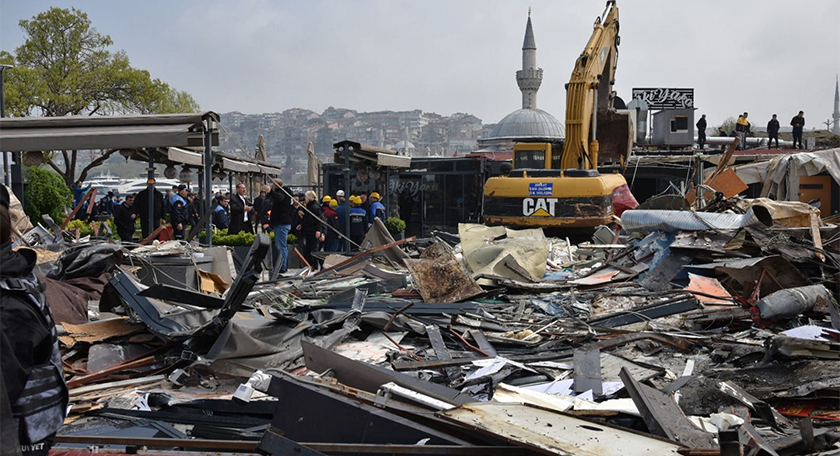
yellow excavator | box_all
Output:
[483,1,636,234]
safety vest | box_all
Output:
[0,276,68,444]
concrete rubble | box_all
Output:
[9,181,840,456]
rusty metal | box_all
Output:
[404,242,482,303]
[384,302,414,331]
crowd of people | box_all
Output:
[205,180,389,272]
[695,110,806,150]
[73,177,392,274]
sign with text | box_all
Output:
[631,88,694,110]
[528,182,553,196]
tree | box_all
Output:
[24,166,72,226]
[713,117,737,136]
[0,7,200,188]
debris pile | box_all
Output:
[10,187,840,455]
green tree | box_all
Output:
[714,117,737,136]
[24,166,72,225]
[0,7,200,188]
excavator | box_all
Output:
[482,0,637,235]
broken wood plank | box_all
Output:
[139,224,167,245]
[313,237,416,278]
[69,374,166,397]
[619,367,717,449]
[66,355,157,389]
[61,187,97,229]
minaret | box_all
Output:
[832,75,840,135]
[516,9,543,110]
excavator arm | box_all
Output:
[562,1,631,170]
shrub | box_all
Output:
[385,217,406,234]
[66,219,94,237]
[24,166,72,226]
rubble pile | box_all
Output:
[13,196,840,455]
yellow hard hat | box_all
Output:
[329,199,338,208]
[370,192,381,200]
[322,196,332,203]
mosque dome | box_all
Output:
[479,13,565,145]
[489,108,564,140]
[393,140,416,150]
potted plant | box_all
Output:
[385,217,406,240]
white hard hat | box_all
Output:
[336,190,345,197]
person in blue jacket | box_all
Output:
[368,191,386,224]
[213,196,230,230]
[71,180,92,219]
[169,185,189,240]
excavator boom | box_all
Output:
[562,1,631,170]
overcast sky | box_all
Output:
[1,0,839,129]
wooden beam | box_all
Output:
[61,187,97,228]
[139,224,167,245]
[313,237,415,278]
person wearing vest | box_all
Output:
[348,195,368,249]
[368,192,386,225]
[169,184,189,240]
[0,185,68,455]
[213,196,230,230]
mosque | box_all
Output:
[478,12,565,150]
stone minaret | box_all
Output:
[516,10,543,110]
[832,76,840,135]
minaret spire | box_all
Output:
[832,75,840,135]
[516,11,543,109]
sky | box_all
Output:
[1,0,839,129]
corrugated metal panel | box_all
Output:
[621,207,772,232]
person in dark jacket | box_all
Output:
[790,111,805,149]
[114,194,137,242]
[0,185,69,456]
[228,183,253,235]
[696,114,707,150]
[186,194,200,232]
[322,199,340,252]
[766,114,781,149]
[297,191,324,268]
[268,179,294,273]
[212,196,230,230]
[348,195,368,249]
[253,189,267,231]
[169,185,189,240]
[133,181,164,238]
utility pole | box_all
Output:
[1,64,12,188]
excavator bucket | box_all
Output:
[596,111,633,167]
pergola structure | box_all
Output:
[0,112,282,245]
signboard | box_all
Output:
[528,182,553,196]
[631,88,694,110]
